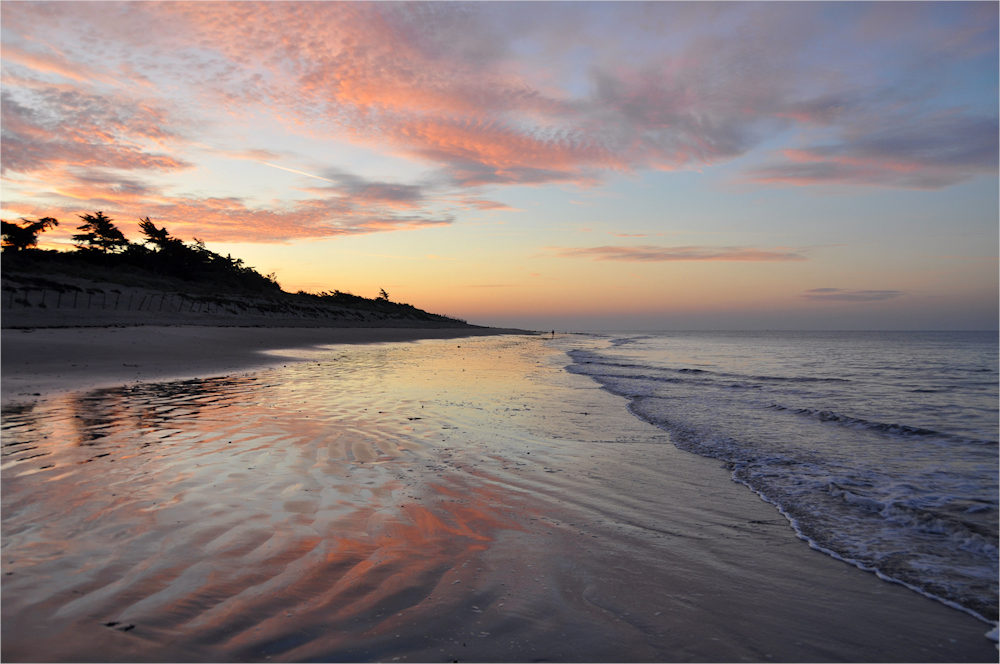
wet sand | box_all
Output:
[1,335,996,662]
[0,325,526,402]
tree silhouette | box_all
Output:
[138,217,179,250]
[1,217,59,252]
[378,288,390,301]
[5,209,284,295]
[131,218,280,292]
[73,212,127,253]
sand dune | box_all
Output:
[2,272,473,330]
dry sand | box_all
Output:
[1,332,996,662]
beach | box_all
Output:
[0,326,525,402]
[1,328,996,662]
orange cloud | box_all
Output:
[1,43,105,83]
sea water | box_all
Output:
[557,331,999,623]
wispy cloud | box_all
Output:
[449,196,519,211]
[1,86,189,176]
[803,288,907,302]
[745,113,998,190]
[549,245,807,262]
[0,1,996,246]
[6,2,986,193]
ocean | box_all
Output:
[556,331,999,623]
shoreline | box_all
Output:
[1,331,996,662]
[1,324,532,403]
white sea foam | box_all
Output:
[559,331,999,623]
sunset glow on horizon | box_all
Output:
[2,1,997,330]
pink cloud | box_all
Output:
[1,85,189,175]
[1,1,996,247]
[66,2,786,185]
[458,198,518,212]
[4,192,452,245]
[146,2,992,191]
[0,44,106,83]
[549,245,807,262]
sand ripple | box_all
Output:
[2,339,546,661]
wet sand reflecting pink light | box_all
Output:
[3,339,547,661]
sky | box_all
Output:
[1,1,997,331]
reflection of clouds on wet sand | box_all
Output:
[1,338,551,661]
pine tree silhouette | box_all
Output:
[73,212,127,253]
[1,217,58,251]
